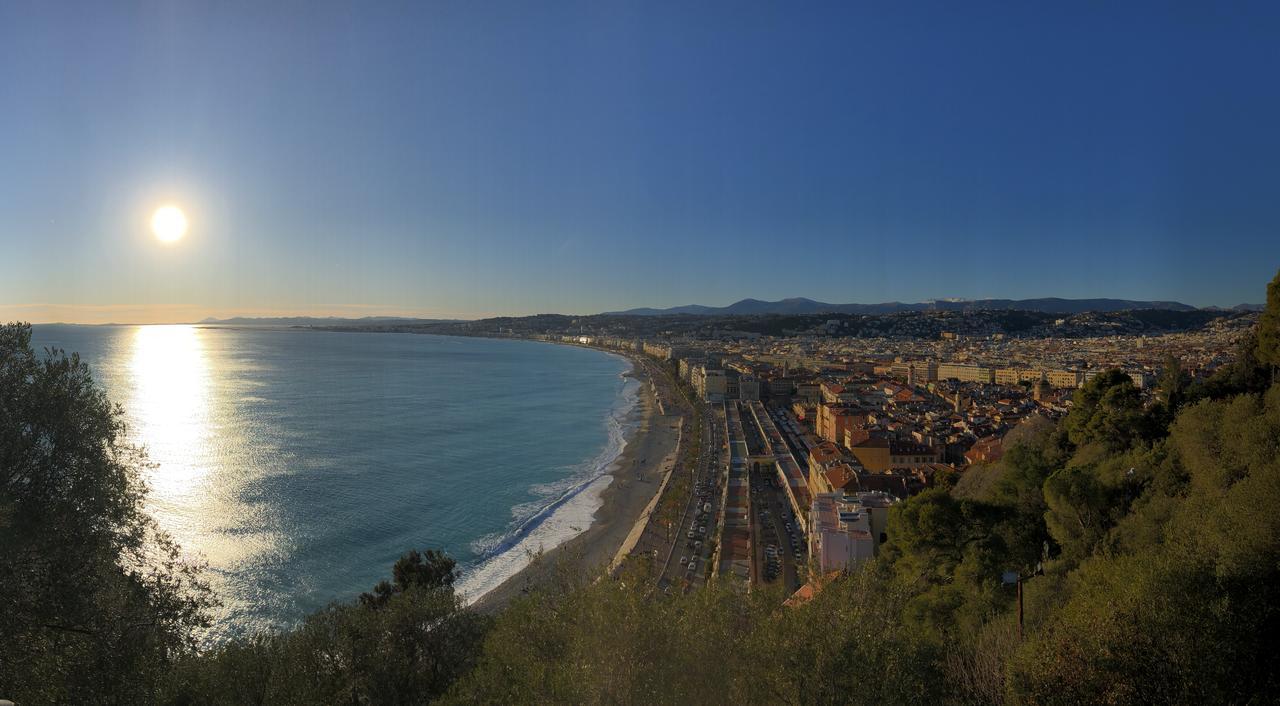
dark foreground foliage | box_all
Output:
[3,270,1280,704]
[1,323,211,703]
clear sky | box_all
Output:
[2,2,1278,323]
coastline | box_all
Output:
[470,345,679,611]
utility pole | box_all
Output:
[1004,541,1049,642]
[1017,576,1024,641]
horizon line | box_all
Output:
[3,292,1264,326]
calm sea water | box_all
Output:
[29,325,637,640]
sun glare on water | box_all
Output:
[151,205,188,243]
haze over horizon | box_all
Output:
[10,293,1259,327]
[3,2,1278,324]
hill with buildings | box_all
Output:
[312,307,1251,342]
[607,296,1201,317]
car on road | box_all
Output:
[680,556,688,566]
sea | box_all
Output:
[28,324,639,640]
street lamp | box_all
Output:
[1002,542,1049,641]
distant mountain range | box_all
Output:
[1215,303,1266,312]
[197,316,462,326]
[604,297,1235,317]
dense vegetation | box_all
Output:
[3,271,1278,704]
[0,324,210,703]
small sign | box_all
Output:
[1001,571,1018,585]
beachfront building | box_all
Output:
[679,357,706,382]
[643,342,695,361]
[694,367,728,403]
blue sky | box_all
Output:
[1,1,1277,322]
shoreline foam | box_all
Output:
[456,353,641,605]
[469,344,682,611]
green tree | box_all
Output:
[1155,353,1189,413]
[0,322,211,703]
[167,550,489,705]
[1191,330,1271,400]
[360,548,459,608]
[1042,465,1116,563]
[1256,267,1280,375]
[1063,370,1151,452]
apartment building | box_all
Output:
[808,491,896,573]
[848,437,940,473]
[937,362,995,384]
[1046,369,1083,388]
[815,403,860,446]
[694,367,728,402]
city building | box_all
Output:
[848,437,940,472]
[938,362,995,384]
[808,491,896,573]
[694,367,728,403]
[816,403,860,446]
[1046,369,1083,388]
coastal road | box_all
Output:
[649,372,719,591]
[624,361,705,588]
[595,355,722,593]
[667,401,722,590]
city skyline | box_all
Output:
[4,2,1279,324]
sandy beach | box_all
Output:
[473,348,681,610]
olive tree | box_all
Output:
[0,323,211,703]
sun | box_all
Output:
[151,205,188,243]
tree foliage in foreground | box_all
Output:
[443,562,940,706]
[164,566,488,705]
[0,323,211,703]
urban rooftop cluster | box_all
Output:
[543,310,1252,584]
